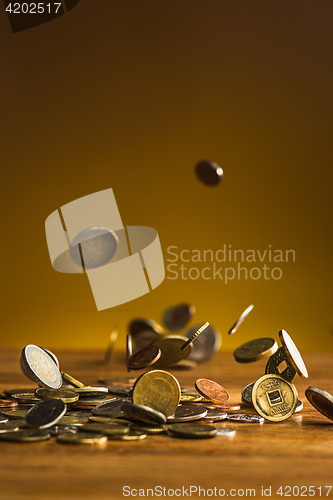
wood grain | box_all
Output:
[1,348,333,500]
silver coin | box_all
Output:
[227,414,264,424]
[195,160,223,186]
[26,399,67,429]
[121,403,166,425]
[167,404,207,422]
[216,427,236,437]
[92,398,131,418]
[184,324,222,362]
[20,344,62,389]
[241,382,255,405]
[70,226,119,270]
[162,304,195,332]
[201,409,228,421]
[228,305,254,335]
[279,329,308,378]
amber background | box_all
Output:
[1,0,332,352]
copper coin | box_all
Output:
[162,303,195,332]
[305,386,333,421]
[195,379,229,404]
[127,345,161,371]
[195,160,223,186]
[0,399,18,408]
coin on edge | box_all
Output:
[228,305,254,335]
[265,346,297,382]
[279,329,308,378]
[252,374,298,422]
[234,338,278,363]
[185,324,222,362]
[127,345,161,371]
[305,386,333,421]
[21,345,62,389]
[121,403,166,425]
[195,379,229,404]
[132,370,181,417]
[26,399,67,429]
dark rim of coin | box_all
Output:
[305,386,333,421]
[121,403,166,425]
[127,345,161,371]
[26,399,67,429]
[195,160,223,186]
[0,430,51,441]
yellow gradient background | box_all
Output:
[1,1,333,352]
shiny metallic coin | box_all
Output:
[152,336,192,367]
[0,429,51,442]
[180,393,203,403]
[216,427,236,437]
[201,409,228,421]
[4,388,37,397]
[104,327,119,363]
[26,399,67,429]
[110,431,147,441]
[228,305,254,335]
[21,344,62,389]
[88,416,132,426]
[127,334,133,372]
[133,370,181,417]
[70,226,119,270]
[167,404,207,423]
[279,329,308,378]
[184,324,221,362]
[227,414,265,424]
[57,416,89,425]
[39,347,60,367]
[195,160,223,186]
[80,423,130,436]
[128,319,163,350]
[121,403,166,425]
[252,374,298,422]
[0,423,20,433]
[127,345,161,371]
[305,386,333,421]
[70,395,115,407]
[265,347,297,382]
[295,400,303,413]
[61,372,86,388]
[168,423,217,438]
[4,409,29,419]
[74,387,109,396]
[0,399,18,408]
[107,386,132,396]
[162,303,195,332]
[0,413,9,424]
[234,338,278,363]
[57,432,108,444]
[35,388,79,403]
[130,425,167,435]
[92,398,131,418]
[180,323,210,351]
[241,382,255,405]
[11,393,41,404]
[195,379,229,404]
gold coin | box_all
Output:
[234,338,278,363]
[4,409,29,420]
[57,432,108,444]
[132,370,181,417]
[0,430,51,442]
[61,372,86,388]
[252,374,298,422]
[35,388,79,403]
[88,416,132,426]
[152,336,192,367]
[80,424,130,436]
[180,322,209,351]
[58,416,90,425]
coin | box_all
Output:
[92,398,131,418]
[110,431,147,441]
[216,428,236,437]
[195,379,229,404]
[4,388,37,397]
[89,416,132,426]
[180,323,210,351]
[152,336,192,367]
[128,319,163,349]
[162,303,195,332]
[200,409,228,421]
[265,347,297,382]
[195,160,223,186]
[70,226,119,270]
[130,425,167,435]
[48,425,79,436]
[57,416,89,425]
[0,399,18,408]
[35,388,79,403]
[39,347,60,367]
[227,414,265,424]
[279,329,308,378]
[132,370,181,417]
[57,432,108,444]
[21,345,62,389]
[26,399,67,429]
[127,345,161,371]
[305,386,333,421]
[184,324,221,362]
[0,430,51,442]
[241,382,255,405]
[4,409,30,419]
[104,327,119,363]
[0,422,20,433]
[167,405,207,422]
[168,423,217,438]
[121,403,166,425]
[80,424,130,436]
[295,399,303,413]
[11,393,41,404]
[107,386,132,396]
[74,387,109,396]
[234,338,278,363]
[127,334,133,372]
[228,305,254,335]
[61,372,86,388]
[70,395,114,407]
[0,413,9,424]
[252,374,298,422]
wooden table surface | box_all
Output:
[1,348,333,500]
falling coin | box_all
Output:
[20,345,62,389]
[180,322,210,351]
[185,324,222,362]
[228,305,254,335]
[234,338,278,363]
[26,399,67,429]
[127,345,161,371]
[152,336,192,367]
[195,160,223,187]
[70,226,119,270]
[279,329,308,379]
[127,334,133,372]
[132,370,181,417]
[265,347,297,382]
[162,303,195,332]
[195,379,229,404]
[128,319,162,349]
[103,327,119,363]
[121,403,166,425]
[305,386,333,421]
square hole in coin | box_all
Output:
[267,389,283,406]
[278,361,288,373]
